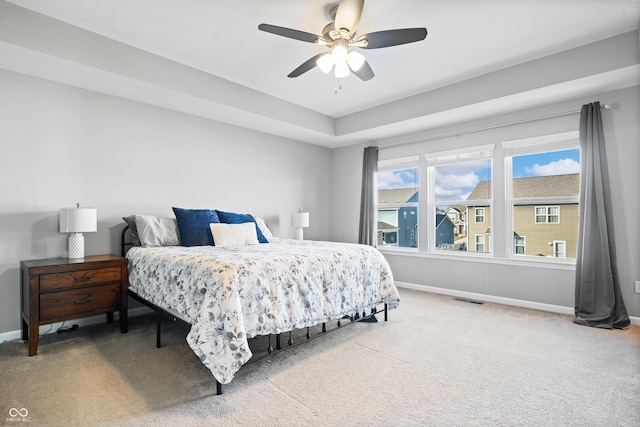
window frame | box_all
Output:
[504,131,580,262]
[425,145,494,255]
[375,131,579,266]
[514,235,526,255]
[376,157,420,250]
[553,240,567,258]
[535,206,560,224]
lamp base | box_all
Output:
[68,233,85,259]
[295,227,304,241]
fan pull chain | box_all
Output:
[334,78,343,94]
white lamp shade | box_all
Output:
[291,212,309,228]
[347,51,365,71]
[334,60,350,78]
[317,53,334,74]
[59,207,97,233]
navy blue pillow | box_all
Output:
[172,207,220,246]
[216,210,269,243]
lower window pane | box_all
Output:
[377,208,418,248]
[436,206,468,252]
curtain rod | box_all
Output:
[381,102,617,149]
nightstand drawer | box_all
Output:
[40,283,121,321]
[40,267,122,291]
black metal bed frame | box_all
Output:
[120,225,388,395]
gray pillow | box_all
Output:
[122,215,141,246]
[134,215,180,247]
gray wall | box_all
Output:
[0,69,332,335]
[330,85,640,318]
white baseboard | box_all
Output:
[0,307,153,344]
[395,281,640,326]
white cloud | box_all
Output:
[377,169,417,189]
[435,186,464,198]
[437,172,480,190]
[525,158,580,176]
[434,173,481,201]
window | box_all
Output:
[506,132,580,259]
[375,131,579,263]
[554,241,566,258]
[428,146,493,254]
[514,235,526,255]
[377,159,419,248]
[535,206,560,224]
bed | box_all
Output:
[122,209,400,393]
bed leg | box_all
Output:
[306,327,310,339]
[384,303,388,322]
[288,331,293,346]
[216,380,222,395]
[322,323,326,333]
[276,333,282,350]
[156,311,162,348]
[267,334,274,354]
[359,307,378,323]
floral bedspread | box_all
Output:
[126,238,399,384]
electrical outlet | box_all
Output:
[635,281,640,294]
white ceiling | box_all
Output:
[3,0,640,147]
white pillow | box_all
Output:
[210,222,259,247]
[135,215,180,247]
[252,215,274,240]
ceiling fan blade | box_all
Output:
[334,0,364,37]
[288,53,326,78]
[357,28,428,49]
[351,59,374,81]
[258,23,321,44]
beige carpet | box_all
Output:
[1,288,639,427]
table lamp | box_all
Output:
[291,210,309,240]
[59,203,97,259]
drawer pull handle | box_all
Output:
[74,276,92,282]
[74,297,93,304]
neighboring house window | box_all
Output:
[505,131,580,259]
[475,207,485,223]
[376,156,419,249]
[535,206,560,224]
[554,241,567,258]
[475,235,485,252]
[514,235,526,255]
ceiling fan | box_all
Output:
[258,0,427,81]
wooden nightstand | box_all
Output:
[20,255,128,356]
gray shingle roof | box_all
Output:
[378,188,417,204]
[467,174,579,200]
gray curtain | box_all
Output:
[574,102,629,329]
[358,146,378,246]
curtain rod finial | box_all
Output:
[602,102,619,110]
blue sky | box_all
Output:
[378,148,580,202]
[512,148,580,178]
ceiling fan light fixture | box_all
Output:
[258,1,428,83]
[347,50,365,71]
[317,53,334,73]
